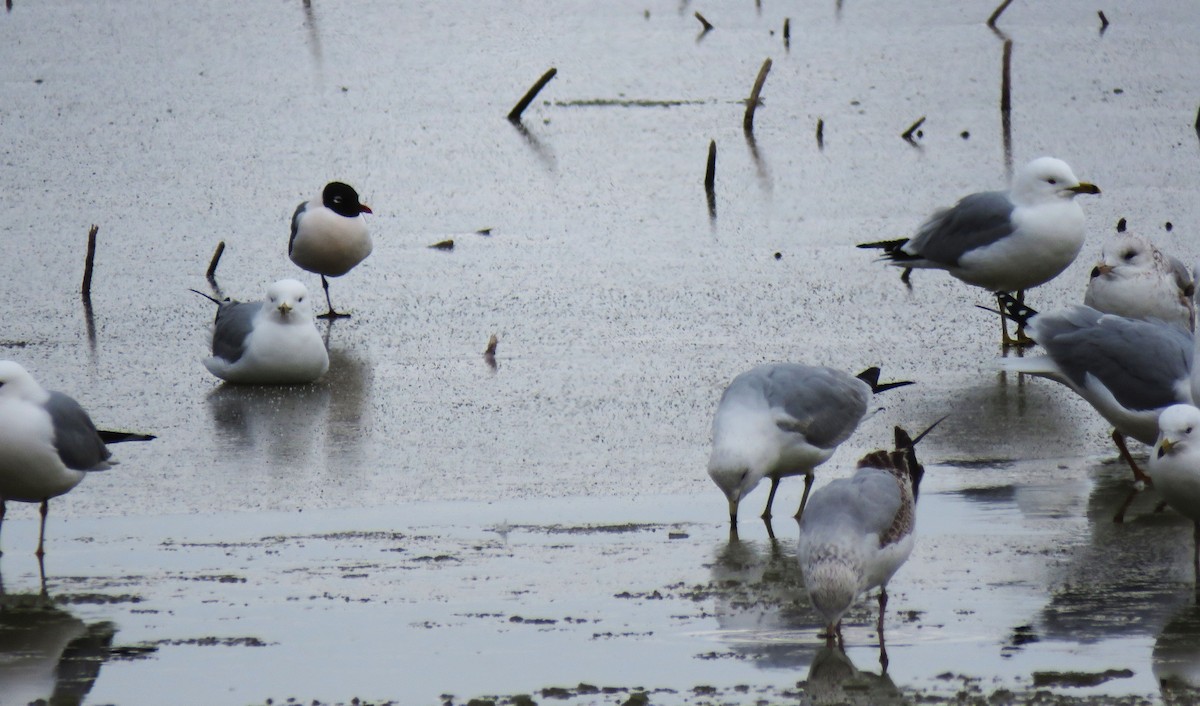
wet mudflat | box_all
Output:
[1,0,1200,704]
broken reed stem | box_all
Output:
[507,68,558,122]
[987,0,1014,28]
[783,18,791,49]
[206,240,226,280]
[484,334,498,356]
[694,12,713,32]
[816,118,825,149]
[81,224,98,299]
[901,116,925,143]
[1098,11,1109,31]
[743,58,772,133]
[1194,104,1200,135]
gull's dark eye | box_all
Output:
[1047,178,1057,185]
[1187,426,1194,434]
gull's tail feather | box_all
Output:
[855,367,915,395]
[856,238,920,263]
[97,430,156,444]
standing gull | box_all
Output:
[0,362,153,557]
[1084,231,1194,331]
[858,157,1100,345]
[707,364,912,525]
[797,423,935,664]
[289,181,373,319]
[1148,404,1200,580]
[997,294,1198,487]
[194,279,330,385]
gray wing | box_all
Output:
[211,300,260,363]
[906,190,1017,266]
[1037,309,1192,412]
[288,200,307,256]
[761,365,870,449]
[800,469,901,540]
[44,391,112,471]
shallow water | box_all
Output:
[1,0,1199,704]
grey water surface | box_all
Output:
[1,1,1199,704]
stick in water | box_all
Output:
[81,224,99,299]
[206,240,226,280]
[743,58,773,133]
[508,68,558,123]
[705,140,717,220]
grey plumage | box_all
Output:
[902,191,1018,266]
[1030,306,1192,423]
[756,365,874,450]
[288,200,306,256]
[210,299,260,364]
[44,391,112,472]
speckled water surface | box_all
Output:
[1,1,1199,704]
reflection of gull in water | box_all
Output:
[1033,467,1194,644]
[0,587,116,705]
[706,533,822,671]
[1153,601,1200,697]
[205,348,370,473]
[800,645,904,706]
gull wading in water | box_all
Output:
[1149,404,1200,580]
[707,364,913,525]
[289,181,373,319]
[996,293,1199,491]
[194,279,330,385]
[0,362,154,557]
[797,422,939,666]
[1084,231,1194,331]
[858,157,1100,346]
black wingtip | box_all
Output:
[856,237,908,251]
[97,430,156,444]
[994,293,1038,327]
[188,288,222,305]
[855,367,915,394]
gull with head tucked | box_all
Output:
[859,156,1100,345]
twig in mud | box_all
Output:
[816,118,825,150]
[704,140,717,220]
[1098,11,1109,33]
[476,228,493,236]
[694,12,713,33]
[507,68,557,123]
[1000,39,1013,178]
[987,0,1014,29]
[429,239,455,251]
[743,59,772,133]
[484,334,498,370]
[206,240,226,281]
[901,116,925,144]
[81,224,98,299]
